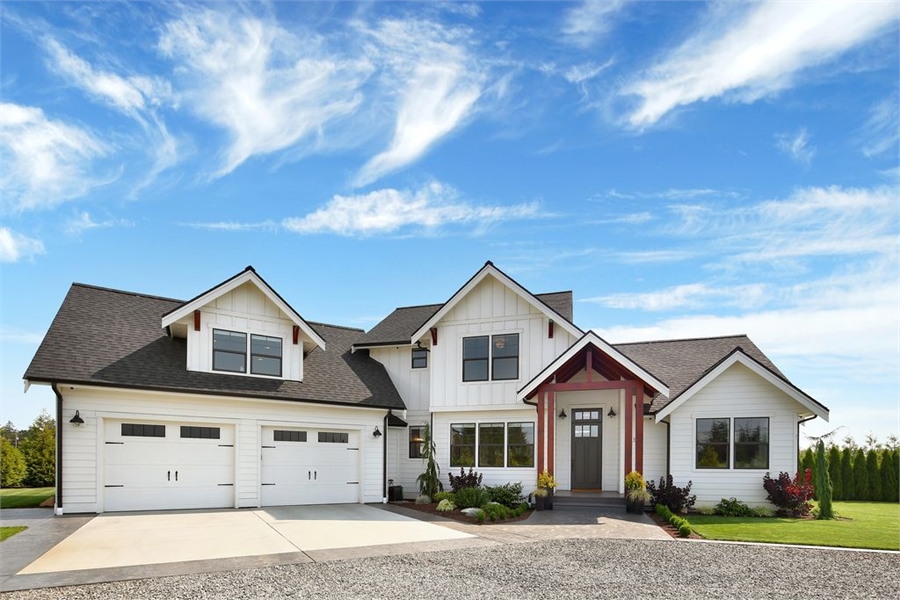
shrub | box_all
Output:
[677,523,692,538]
[695,506,716,516]
[625,470,646,491]
[647,475,696,513]
[828,445,843,500]
[416,425,443,498]
[656,503,693,536]
[448,467,483,493]
[715,497,754,517]
[20,410,55,487]
[433,491,456,503]
[762,470,814,517]
[814,440,834,520]
[537,470,557,489]
[436,499,456,512]
[486,482,524,507]
[866,449,882,502]
[455,486,490,509]
[415,494,431,505]
[751,506,774,518]
[0,438,26,488]
[476,510,486,524]
[482,502,510,522]
[853,448,869,501]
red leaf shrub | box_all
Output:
[763,469,814,517]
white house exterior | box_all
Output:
[25,262,828,514]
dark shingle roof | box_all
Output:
[24,284,405,410]
[356,292,574,347]
[613,335,783,413]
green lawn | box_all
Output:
[690,502,900,551]
[0,526,27,542]
[0,487,54,509]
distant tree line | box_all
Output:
[799,434,899,503]
[0,411,56,488]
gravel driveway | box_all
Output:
[3,538,897,600]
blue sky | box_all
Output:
[1,1,898,446]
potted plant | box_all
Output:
[624,470,648,513]
[532,488,548,511]
[537,470,557,510]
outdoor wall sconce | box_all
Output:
[558,409,567,419]
[373,426,382,438]
[69,410,85,426]
[607,407,617,418]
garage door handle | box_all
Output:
[175,471,178,482]
[308,470,311,480]
[314,471,317,480]
[167,470,170,481]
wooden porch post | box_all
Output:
[635,386,644,474]
[548,390,555,476]
[537,388,545,473]
[624,384,633,478]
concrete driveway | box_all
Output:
[16,504,473,575]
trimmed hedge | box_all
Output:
[656,503,693,538]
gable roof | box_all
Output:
[651,347,829,422]
[161,266,326,350]
[408,262,582,345]
[24,283,404,410]
[517,330,670,402]
[355,290,574,349]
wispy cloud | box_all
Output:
[65,211,133,236]
[0,327,45,345]
[352,19,484,187]
[596,188,731,201]
[776,128,815,164]
[584,282,769,311]
[859,95,899,158]
[563,58,614,102]
[613,249,697,264]
[592,212,654,226]
[562,0,629,47]
[0,102,110,211]
[282,182,540,236]
[622,1,899,128]
[0,227,45,263]
[187,221,279,232]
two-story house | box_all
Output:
[24,262,828,514]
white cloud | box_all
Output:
[282,182,540,236]
[776,128,816,164]
[592,212,654,226]
[562,0,629,47]
[564,58,615,102]
[0,102,110,211]
[65,211,133,236]
[159,7,371,179]
[353,19,484,187]
[0,227,44,263]
[188,221,278,232]
[859,95,899,158]
[623,1,899,127]
[0,327,44,345]
[585,282,769,311]
[612,249,696,264]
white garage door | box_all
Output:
[260,426,360,506]
[104,420,234,512]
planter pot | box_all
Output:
[626,497,646,514]
[535,495,546,511]
[543,488,554,510]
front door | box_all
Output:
[571,409,602,490]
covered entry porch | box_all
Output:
[518,332,669,494]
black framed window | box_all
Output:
[411,348,428,369]
[478,423,504,467]
[450,423,476,467]
[318,431,348,444]
[213,329,247,373]
[462,336,489,381]
[274,430,307,442]
[250,334,282,376]
[409,426,426,459]
[507,422,535,467]
[734,418,769,469]
[180,426,220,439]
[491,334,519,380]
[696,418,730,469]
[122,423,165,438]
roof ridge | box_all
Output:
[613,333,750,346]
[307,320,365,333]
[71,282,184,303]
[391,302,445,311]
[536,290,572,296]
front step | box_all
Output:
[551,493,625,509]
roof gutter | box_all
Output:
[51,382,63,515]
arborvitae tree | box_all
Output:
[801,448,817,498]
[880,450,898,503]
[867,449,882,502]
[853,448,870,501]
[841,447,855,500]
[828,445,843,500]
[814,441,834,519]
[0,437,26,487]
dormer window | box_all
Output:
[213,329,283,377]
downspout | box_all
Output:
[797,415,817,470]
[663,418,671,477]
[51,383,63,515]
[383,411,389,503]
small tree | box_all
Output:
[853,448,869,501]
[880,450,899,503]
[866,449,882,502]
[828,445,843,500]
[19,410,56,487]
[415,424,442,499]
[841,446,855,500]
[814,441,834,519]
[0,437,26,487]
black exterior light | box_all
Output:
[69,410,85,425]
[607,407,617,418]
[373,426,382,438]
[558,409,567,419]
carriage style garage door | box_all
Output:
[260,426,360,506]
[104,420,235,512]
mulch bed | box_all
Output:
[647,510,704,540]
[392,501,533,525]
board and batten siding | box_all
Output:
[429,276,577,412]
[57,386,386,513]
[185,282,303,381]
[668,362,801,506]
[370,347,430,411]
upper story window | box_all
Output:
[213,329,283,377]
[411,348,428,369]
[462,333,519,382]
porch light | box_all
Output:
[607,407,616,418]
[415,340,430,353]
[558,409,567,419]
[69,410,85,426]
[373,426,382,438]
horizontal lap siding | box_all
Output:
[642,418,667,486]
[669,363,800,506]
[60,387,385,513]
[396,410,430,498]
[553,390,621,491]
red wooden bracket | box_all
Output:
[430,327,438,346]
[548,320,554,339]
[193,310,201,332]
[293,325,300,345]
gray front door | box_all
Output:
[571,409,602,490]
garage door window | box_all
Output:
[122,423,165,437]
[318,431,349,443]
[274,430,307,442]
[180,426,221,439]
